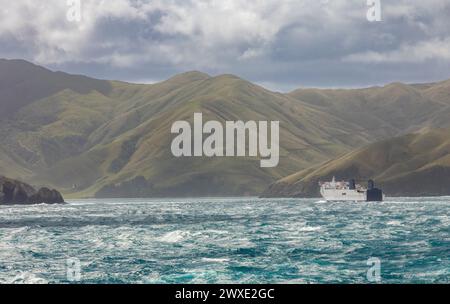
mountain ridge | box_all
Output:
[1,59,450,197]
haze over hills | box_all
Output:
[262,128,450,197]
[0,59,449,197]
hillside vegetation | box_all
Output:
[1,59,449,197]
[262,128,450,197]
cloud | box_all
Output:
[0,0,449,90]
[344,38,450,63]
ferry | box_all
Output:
[319,177,384,202]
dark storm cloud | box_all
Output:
[1,0,449,91]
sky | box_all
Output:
[1,0,450,91]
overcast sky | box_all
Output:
[1,0,450,91]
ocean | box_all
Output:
[0,197,448,284]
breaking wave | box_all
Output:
[0,197,448,283]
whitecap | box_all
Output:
[203,230,229,235]
[157,230,189,243]
[298,226,322,232]
[201,258,230,263]
[387,220,403,226]
[142,272,163,283]
[6,272,48,284]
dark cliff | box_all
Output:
[0,176,65,205]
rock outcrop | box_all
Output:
[0,176,65,205]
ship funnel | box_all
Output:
[349,179,356,190]
[368,180,375,190]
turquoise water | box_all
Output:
[0,197,448,284]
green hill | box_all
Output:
[288,81,450,139]
[262,128,450,197]
[1,59,449,197]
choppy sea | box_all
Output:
[0,197,448,284]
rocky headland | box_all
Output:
[0,176,65,205]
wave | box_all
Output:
[1,198,449,284]
[202,258,230,263]
[1,272,48,284]
[157,230,190,243]
[298,226,322,232]
[0,214,244,228]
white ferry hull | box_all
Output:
[320,188,367,202]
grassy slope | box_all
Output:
[35,75,375,197]
[288,82,450,139]
[262,128,450,197]
[1,59,450,197]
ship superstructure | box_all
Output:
[319,177,384,202]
